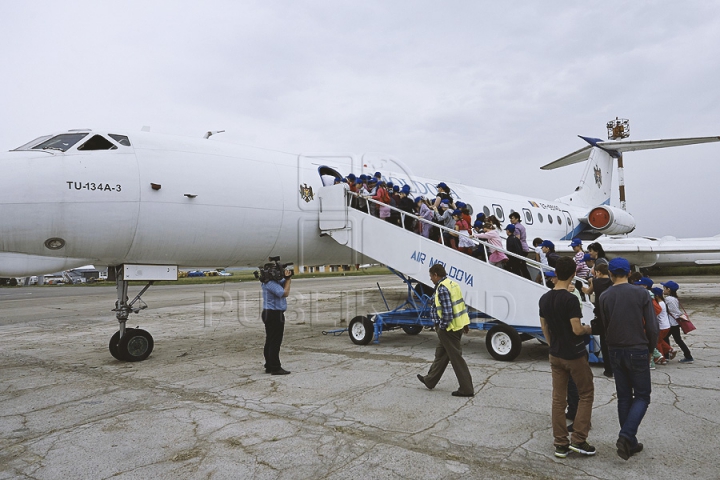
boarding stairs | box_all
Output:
[317,184,597,360]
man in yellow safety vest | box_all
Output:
[417,263,474,397]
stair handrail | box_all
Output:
[344,188,589,287]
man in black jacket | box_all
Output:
[505,224,530,279]
[600,257,658,460]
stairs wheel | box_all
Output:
[486,324,522,361]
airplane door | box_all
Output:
[562,210,574,238]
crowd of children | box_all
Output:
[339,172,695,371]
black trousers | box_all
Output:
[665,325,692,359]
[518,251,532,280]
[262,309,285,371]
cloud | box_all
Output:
[1,1,719,236]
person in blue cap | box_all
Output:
[631,276,666,369]
[397,185,416,231]
[388,185,402,226]
[661,281,694,364]
[504,224,529,278]
[433,182,454,209]
[599,257,658,460]
[452,209,473,253]
[432,199,456,247]
[539,256,595,458]
[582,261,614,377]
[569,238,590,300]
[541,240,560,268]
[415,196,434,237]
[571,238,590,279]
[346,174,359,209]
[346,174,357,191]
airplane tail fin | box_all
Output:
[542,135,720,208]
[547,142,614,208]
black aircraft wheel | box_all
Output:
[348,316,374,345]
[109,328,135,360]
[118,328,154,362]
[486,324,522,361]
[402,325,423,335]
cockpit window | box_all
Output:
[77,135,118,151]
[14,135,53,151]
[31,133,89,152]
[108,134,131,146]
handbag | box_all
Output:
[677,314,696,334]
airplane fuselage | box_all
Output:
[1,129,718,276]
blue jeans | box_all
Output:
[609,348,652,446]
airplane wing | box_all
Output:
[555,236,720,266]
[595,136,720,154]
[541,135,720,170]
[540,145,592,170]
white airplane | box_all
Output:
[1,128,719,360]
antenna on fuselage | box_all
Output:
[204,130,225,139]
[606,117,630,210]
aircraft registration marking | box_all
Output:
[66,182,122,192]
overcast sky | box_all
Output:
[2,1,719,237]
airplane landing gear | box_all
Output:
[110,271,155,361]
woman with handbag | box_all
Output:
[662,281,694,364]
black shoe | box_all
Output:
[554,445,571,458]
[265,368,272,374]
[569,441,596,456]
[616,436,631,460]
[270,368,291,375]
[603,370,614,378]
[451,390,474,397]
[417,374,433,390]
[631,443,644,454]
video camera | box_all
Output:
[253,256,294,283]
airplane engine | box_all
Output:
[583,205,636,235]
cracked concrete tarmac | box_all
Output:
[1,275,718,479]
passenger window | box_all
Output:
[78,135,118,151]
[548,215,553,224]
[557,215,562,225]
[465,203,474,216]
[483,206,491,217]
[523,208,533,225]
[109,134,131,146]
[538,213,544,223]
[492,204,504,222]
[565,213,572,228]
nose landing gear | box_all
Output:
[109,266,158,361]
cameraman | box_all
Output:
[261,265,293,375]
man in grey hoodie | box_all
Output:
[599,257,658,460]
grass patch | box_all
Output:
[23,266,394,287]
[644,265,720,276]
